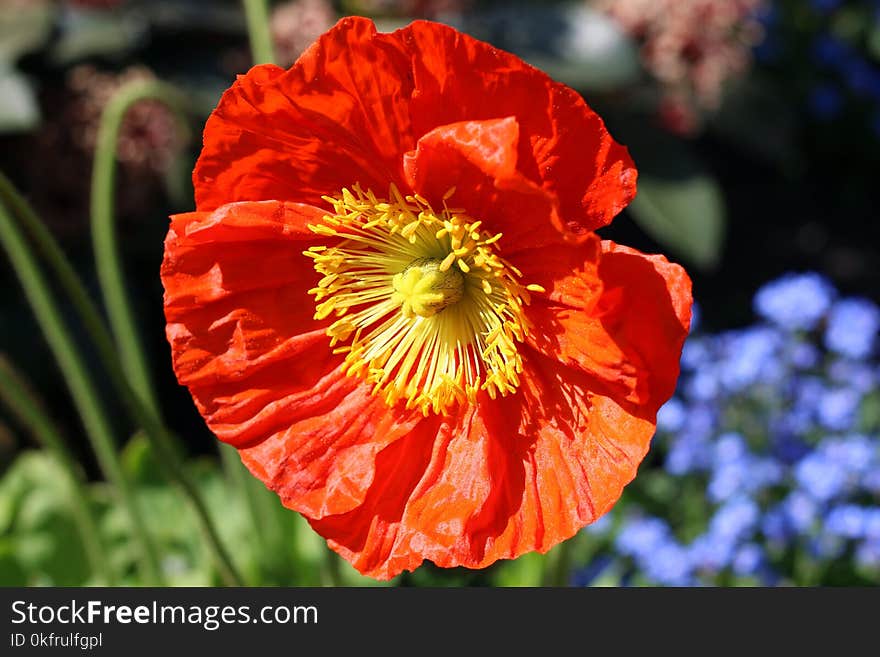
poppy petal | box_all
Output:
[194,18,636,237]
[193,17,414,211]
[519,238,692,410]
[161,200,422,517]
[404,20,637,238]
[238,384,426,519]
[402,116,567,251]
[309,352,656,580]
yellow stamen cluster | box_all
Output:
[304,184,544,415]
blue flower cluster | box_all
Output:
[576,272,880,586]
[810,28,880,121]
[755,1,880,137]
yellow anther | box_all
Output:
[439,252,456,272]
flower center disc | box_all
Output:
[304,185,543,415]
[392,258,465,319]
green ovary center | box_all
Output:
[391,258,465,319]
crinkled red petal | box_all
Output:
[403,116,566,251]
[403,19,637,238]
[194,17,636,241]
[309,350,658,580]
[194,19,414,211]
[516,237,692,410]
[161,200,424,517]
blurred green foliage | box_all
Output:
[0,440,379,586]
[0,437,594,587]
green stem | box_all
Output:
[0,173,135,419]
[0,172,244,587]
[0,195,164,585]
[148,419,244,586]
[242,0,277,65]
[541,536,577,587]
[220,444,267,578]
[0,357,112,584]
[91,79,189,420]
[794,546,822,586]
[321,546,343,587]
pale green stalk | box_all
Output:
[242,0,277,65]
[0,357,111,584]
[0,194,164,584]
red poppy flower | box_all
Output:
[161,17,692,580]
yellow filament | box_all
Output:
[304,184,539,416]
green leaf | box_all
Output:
[615,125,727,271]
[0,538,27,585]
[492,551,547,587]
[628,175,725,271]
[0,451,93,585]
[15,491,91,585]
[120,432,166,486]
[335,556,393,587]
[0,451,68,531]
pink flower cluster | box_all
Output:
[66,65,182,175]
[591,0,767,134]
[271,0,337,67]
[22,65,182,234]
